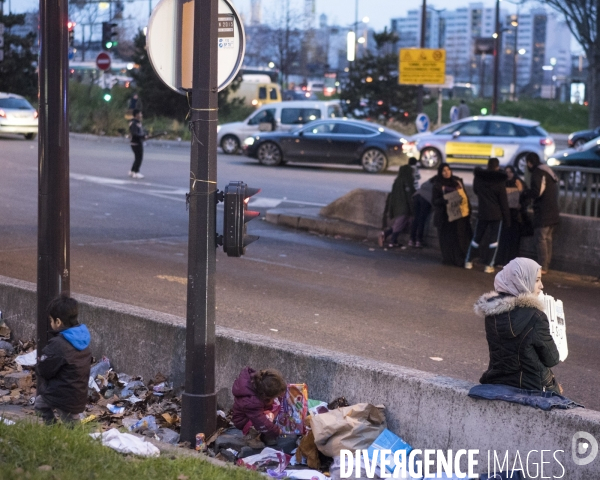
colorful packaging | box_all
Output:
[276,383,308,435]
[195,433,206,452]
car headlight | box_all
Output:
[243,137,255,146]
[217,125,221,133]
[547,157,561,166]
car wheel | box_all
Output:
[220,135,240,154]
[25,133,37,140]
[257,142,283,166]
[573,138,586,149]
[419,147,441,169]
[361,148,388,173]
[514,153,529,175]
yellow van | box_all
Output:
[232,74,282,107]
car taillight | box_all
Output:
[34,111,38,119]
[540,138,553,146]
[0,109,6,118]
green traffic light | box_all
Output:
[103,93,112,102]
[105,41,113,49]
[480,107,488,115]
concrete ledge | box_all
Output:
[1,274,599,477]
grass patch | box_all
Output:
[0,420,262,480]
[423,98,589,134]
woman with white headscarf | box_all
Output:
[474,257,562,393]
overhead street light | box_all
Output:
[347,31,356,62]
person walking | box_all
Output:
[523,153,560,274]
[496,166,525,266]
[432,163,472,266]
[408,176,434,248]
[379,159,417,248]
[457,99,470,119]
[129,109,147,179]
[464,158,511,273]
[474,257,562,393]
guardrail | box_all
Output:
[552,166,600,217]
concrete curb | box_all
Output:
[1,274,599,477]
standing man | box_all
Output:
[457,99,471,119]
[465,157,510,273]
[523,153,559,274]
[129,109,147,179]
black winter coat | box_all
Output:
[431,175,469,227]
[523,165,560,228]
[473,168,510,225]
[37,327,92,413]
[474,292,560,391]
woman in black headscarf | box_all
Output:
[431,163,473,266]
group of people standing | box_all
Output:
[380,152,560,274]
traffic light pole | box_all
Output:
[180,0,218,445]
[37,0,70,352]
[492,0,500,114]
[416,0,427,113]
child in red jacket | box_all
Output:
[232,367,287,442]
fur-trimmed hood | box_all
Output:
[474,291,544,317]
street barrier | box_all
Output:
[553,166,600,218]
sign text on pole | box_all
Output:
[399,48,446,85]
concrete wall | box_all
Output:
[1,274,600,478]
[318,188,600,277]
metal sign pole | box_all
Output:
[37,0,71,352]
[180,0,218,444]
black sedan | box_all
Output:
[567,126,600,148]
[241,119,408,173]
[548,137,600,168]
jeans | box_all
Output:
[130,144,144,173]
[534,225,555,270]
[465,219,503,267]
[34,395,81,425]
[410,195,431,243]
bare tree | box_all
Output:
[271,0,302,88]
[69,0,100,61]
[545,0,600,127]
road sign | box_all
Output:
[474,37,494,56]
[399,48,446,85]
[96,52,111,71]
[416,113,430,133]
[425,75,454,90]
[147,0,245,94]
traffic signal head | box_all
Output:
[102,22,118,50]
[103,89,112,102]
[222,181,260,257]
[68,21,75,47]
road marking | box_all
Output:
[156,275,187,284]
[248,197,282,208]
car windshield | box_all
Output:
[580,136,600,151]
[0,98,33,110]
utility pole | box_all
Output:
[492,0,500,114]
[37,0,71,352]
[416,0,427,113]
[179,0,218,445]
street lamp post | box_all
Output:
[492,0,500,114]
[416,0,427,113]
[511,17,518,101]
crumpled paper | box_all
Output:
[90,428,160,457]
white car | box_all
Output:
[404,115,555,173]
[0,92,38,140]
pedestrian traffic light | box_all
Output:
[102,22,118,50]
[103,89,112,102]
[67,21,75,47]
[221,181,261,257]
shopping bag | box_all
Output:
[311,403,386,457]
[444,188,469,222]
[275,384,308,435]
[506,187,520,209]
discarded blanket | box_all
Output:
[468,384,583,411]
[90,428,160,457]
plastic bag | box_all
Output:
[276,384,308,435]
[90,428,160,457]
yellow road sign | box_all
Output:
[399,48,446,85]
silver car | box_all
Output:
[0,93,38,140]
[404,115,555,173]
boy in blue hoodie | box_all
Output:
[35,295,92,424]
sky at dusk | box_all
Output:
[10,0,546,31]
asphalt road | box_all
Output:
[1,134,598,410]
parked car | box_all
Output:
[403,115,555,173]
[217,100,343,154]
[567,126,600,149]
[241,118,408,173]
[0,93,38,140]
[547,137,600,168]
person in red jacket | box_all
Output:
[232,367,287,443]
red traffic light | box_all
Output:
[222,181,261,257]
[67,21,76,30]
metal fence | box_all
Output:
[552,166,600,217]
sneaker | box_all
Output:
[128,171,134,177]
[408,240,416,247]
[133,172,145,179]
[484,266,495,273]
[464,262,473,270]
[415,241,423,248]
[378,232,385,248]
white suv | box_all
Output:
[217,100,343,154]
